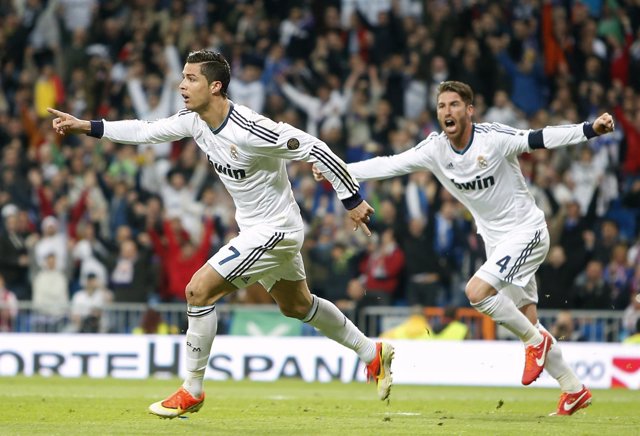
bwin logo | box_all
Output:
[213,162,247,180]
[450,175,495,191]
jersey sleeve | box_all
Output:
[488,122,532,156]
[487,121,596,156]
[241,115,362,205]
[101,111,195,144]
[347,135,436,181]
[527,122,595,150]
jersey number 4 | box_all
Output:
[496,255,511,273]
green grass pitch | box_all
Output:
[0,377,638,435]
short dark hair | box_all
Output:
[186,50,231,98]
[436,81,474,106]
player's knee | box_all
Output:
[465,281,489,304]
[278,301,310,320]
[185,277,209,306]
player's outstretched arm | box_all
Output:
[526,112,616,151]
[47,108,91,136]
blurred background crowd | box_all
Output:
[1,0,640,340]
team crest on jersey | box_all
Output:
[229,144,239,160]
[287,138,300,150]
[477,156,488,169]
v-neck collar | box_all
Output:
[449,124,475,155]
[208,101,234,135]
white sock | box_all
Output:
[536,322,583,393]
[182,304,217,398]
[303,295,377,363]
[472,293,542,345]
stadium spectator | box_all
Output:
[537,245,591,309]
[34,63,65,119]
[0,273,19,332]
[31,253,69,332]
[323,80,614,415]
[400,217,447,308]
[552,199,597,259]
[540,1,572,78]
[69,272,113,333]
[344,63,384,161]
[567,146,615,217]
[148,215,214,302]
[125,43,182,158]
[592,219,622,265]
[58,0,97,35]
[319,241,358,311]
[351,228,405,311]
[228,57,266,113]
[572,260,613,310]
[493,43,546,118]
[277,64,357,139]
[71,221,109,290]
[485,90,527,129]
[603,242,634,310]
[32,215,68,274]
[95,238,157,304]
[432,199,466,292]
[0,204,30,300]
[550,310,585,342]
[132,306,179,335]
[160,164,208,236]
[47,49,393,420]
[400,177,453,306]
[305,216,357,309]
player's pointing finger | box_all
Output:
[360,222,372,237]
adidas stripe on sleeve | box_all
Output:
[238,113,361,204]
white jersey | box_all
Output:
[348,122,593,247]
[100,102,360,230]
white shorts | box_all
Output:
[474,227,549,308]
[207,225,306,291]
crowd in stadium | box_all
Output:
[1,0,640,339]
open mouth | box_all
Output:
[444,119,455,128]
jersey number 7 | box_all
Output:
[219,246,240,265]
